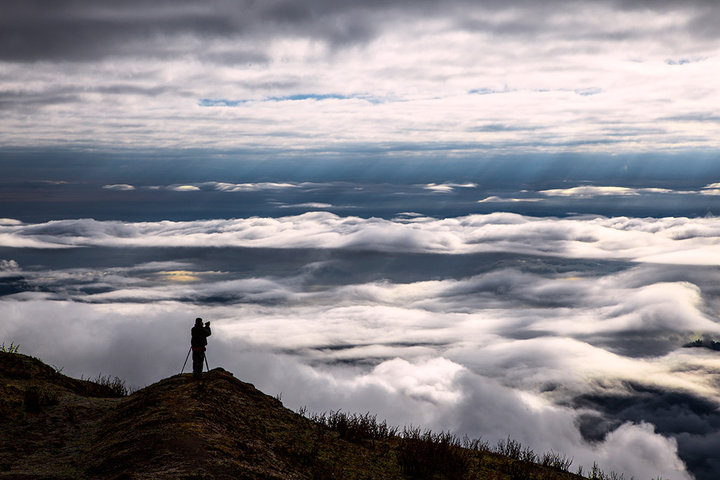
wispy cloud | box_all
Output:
[423,183,477,193]
[206,181,298,192]
[540,186,675,197]
[102,184,135,191]
[478,196,544,203]
[277,202,333,209]
[132,182,301,193]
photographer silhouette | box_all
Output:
[190,318,212,379]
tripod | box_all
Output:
[181,347,210,374]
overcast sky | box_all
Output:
[1,0,720,155]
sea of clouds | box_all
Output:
[3,212,720,479]
[4,211,720,262]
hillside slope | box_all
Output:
[0,351,590,480]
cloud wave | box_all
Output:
[5,213,720,265]
[4,211,720,477]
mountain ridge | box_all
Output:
[0,351,609,479]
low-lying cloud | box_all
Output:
[0,260,703,479]
[4,212,720,478]
[4,213,720,265]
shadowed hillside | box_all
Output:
[1,351,619,479]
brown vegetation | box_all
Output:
[0,351,630,479]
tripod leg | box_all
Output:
[181,347,191,373]
[204,353,210,372]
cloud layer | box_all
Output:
[1,1,719,152]
[5,212,720,265]
[4,212,720,478]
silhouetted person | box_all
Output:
[191,317,211,379]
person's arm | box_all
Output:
[204,322,212,337]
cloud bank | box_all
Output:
[4,212,720,478]
[0,259,704,479]
[4,213,720,265]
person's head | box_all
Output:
[195,317,203,326]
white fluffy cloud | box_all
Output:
[5,213,720,478]
[0,291,694,479]
[5,213,720,265]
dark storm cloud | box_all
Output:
[1,0,716,63]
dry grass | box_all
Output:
[1,349,639,480]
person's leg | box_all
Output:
[192,350,203,378]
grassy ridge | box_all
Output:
[308,410,640,480]
[0,346,662,480]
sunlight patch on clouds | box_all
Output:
[0,218,22,225]
[154,270,216,282]
[168,185,201,192]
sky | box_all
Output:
[3,2,720,479]
[1,0,720,154]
